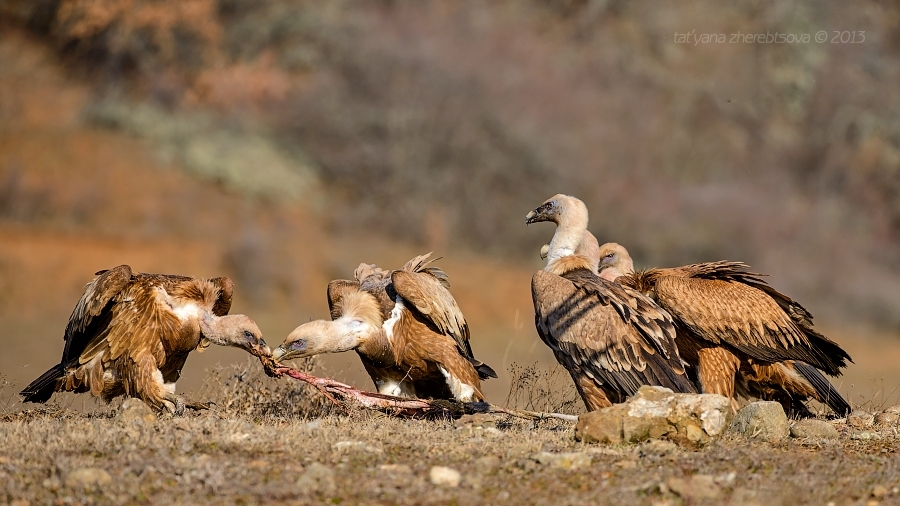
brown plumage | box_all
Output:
[273,253,496,402]
[598,242,851,416]
[20,265,269,414]
[527,195,696,411]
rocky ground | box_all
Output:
[2,368,900,506]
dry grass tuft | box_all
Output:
[195,357,336,421]
[504,362,581,416]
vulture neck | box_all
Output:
[199,314,234,346]
[545,199,590,267]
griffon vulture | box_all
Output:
[20,265,270,414]
[527,195,696,411]
[272,254,496,402]
[597,242,851,416]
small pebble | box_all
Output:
[429,466,461,487]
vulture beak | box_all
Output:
[271,345,288,362]
[526,201,556,225]
[248,338,271,359]
[271,333,312,363]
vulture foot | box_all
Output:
[163,394,214,416]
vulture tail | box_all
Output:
[793,361,851,417]
[19,364,65,403]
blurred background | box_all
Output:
[1,0,898,410]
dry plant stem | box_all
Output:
[265,358,577,421]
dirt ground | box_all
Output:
[1,364,899,506]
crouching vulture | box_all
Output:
[20,265,270,414]
[272,253,496,402]
[527,195,696,411]
[597,242,852,417]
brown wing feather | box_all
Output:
[639,264,849,374]
[532,269,695,406]
[78,276,182,370]
[391,270,472,359]
[208,277,234,316]
[62,265,133,364]
[327,279,361,320]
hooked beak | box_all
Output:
[271,338,309,364]
[526,201,555,225]
[248,338,271,359]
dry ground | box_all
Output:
[2,364,900,506]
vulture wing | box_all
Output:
[645,263,850,375]
[61,265,134,365]
[208,277,234,316]
[77,276,182,372]
[391,270,471,356]
[532,269,695,403]
[327,279,361,320]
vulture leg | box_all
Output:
[696,347,741,400]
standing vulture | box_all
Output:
[20,265,270,414]
[527,195,696,411]
[597,242,852,416]
[272,253,496,402]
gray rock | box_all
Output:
[575,386,732,446]
[728,401,789,442]
[531,452,592,470]
[790,419,839,439]
[847,410,875,429]
[295,462,335,494]
[116,398,157,424]
[666,474,721,499]
[65,468,112,489]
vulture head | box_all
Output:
[272,317,375,362]
[597,242,634,281]
[200,314,270,358]
[527,195,590,265]
[272,290,382,363]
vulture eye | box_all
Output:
[243,330,255,340]
[605,253,615,259]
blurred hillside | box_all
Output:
[1,1,899,406]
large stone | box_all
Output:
[728,401,789,442]
[790,419,839,439]
[574,386,731,446]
